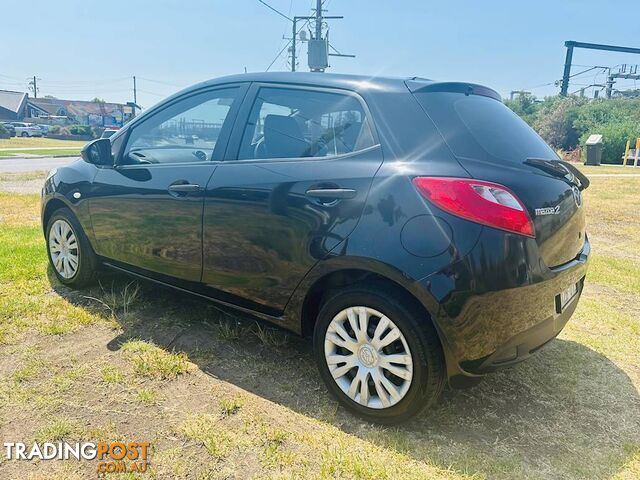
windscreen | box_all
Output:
[413,92,557,165]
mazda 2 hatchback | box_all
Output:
[42,73,589,423]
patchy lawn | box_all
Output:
[0,172,638,479]
[0,137,86,158]
[0,149,81,158]
[0,137,87,149]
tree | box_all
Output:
[533,96,586,150]
[504,93,538,125]
[91,97,106,103]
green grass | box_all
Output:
[100,366,124,383]
[0,149,81,157]
[0,137,87,149]
[176,414,242,459]
[0,171,48,182]
[35,417,84,442]
[219,396,244,416]
[588,254,640,294]
[0,175,638,479]
[121,340,192,378]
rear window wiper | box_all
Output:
[524,158,590,190]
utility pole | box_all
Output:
[290,16,312,71]
[28,76,39,98]
[560,41,640,96]
[132,76,137,117]
[262,0,353,72]
[291,17,298,72]
[315,0,322,46]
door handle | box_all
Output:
[168,183,201,195]
[305,188,357,200]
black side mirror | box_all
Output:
[81,138,113,166]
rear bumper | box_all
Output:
[459,275,584,374]
[418,229,590,382]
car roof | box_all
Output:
[187,72,432,94]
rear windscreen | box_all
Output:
[413,92,557,165]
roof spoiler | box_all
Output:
[405,80,502,102]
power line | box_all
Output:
[256,0,292,21]
[266,39,294,71]
[137,77,184,88]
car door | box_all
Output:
[201,84,384,314]
[88,84,247,282]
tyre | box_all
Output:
[21,131,28,137]
[313,285,445,424]
[46,208,98,287]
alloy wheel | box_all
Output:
[49,219,79,279]
[324,306,413,409]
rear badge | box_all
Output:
[535,206,560,216]
[572,186,582,207]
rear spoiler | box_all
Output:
[524,158,590,190]
[405,80,502,102]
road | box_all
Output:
[0,156,78,173]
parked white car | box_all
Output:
[11,122,43,137]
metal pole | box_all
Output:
[315,0,322,41]
[560,42,574,96]
[133,76,137,117]
[291,17,296,72]
[605,73,615,98]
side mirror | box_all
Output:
[81,138,113,166]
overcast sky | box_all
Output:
[1,0,638,109]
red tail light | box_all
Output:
[412,177,535,238]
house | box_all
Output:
[0,89,28,120]
[26,97,132,127]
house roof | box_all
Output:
[28,97,125,117]
[28,99,61,115]
[0,89,27,113]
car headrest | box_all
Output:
[263,114,308,158]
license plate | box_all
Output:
[559,283,579,310]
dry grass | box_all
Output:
[0,172,638,479]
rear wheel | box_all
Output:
[313,285,445,424]
[21,131,28,137]
[46,208,98,287]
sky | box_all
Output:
[1,0,638,110]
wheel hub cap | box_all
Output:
[49,219,79,279]
[324,306,413,409]
[357,344,378,368]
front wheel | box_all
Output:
[21,131,28,137]
[313,285,445,424]
[46,208,98,287]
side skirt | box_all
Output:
[102,261,289,329]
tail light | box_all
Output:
[412,177,535,238]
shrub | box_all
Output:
[0,124,8,136]
[67,124,93,137]
[49,125,71,135]
[580,120,640,164]
[533,96,586,150]
[505,94,640,163]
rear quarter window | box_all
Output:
[413,92,557,165]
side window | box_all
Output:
[122,87,239,165]
[110,132,126,163]
[237,87,375,160]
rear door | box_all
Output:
[88,85,246,281]
[410,83,586,267]
[201,83,383,314]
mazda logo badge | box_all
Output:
[572,186,582,208]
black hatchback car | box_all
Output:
[42,72,589,423]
